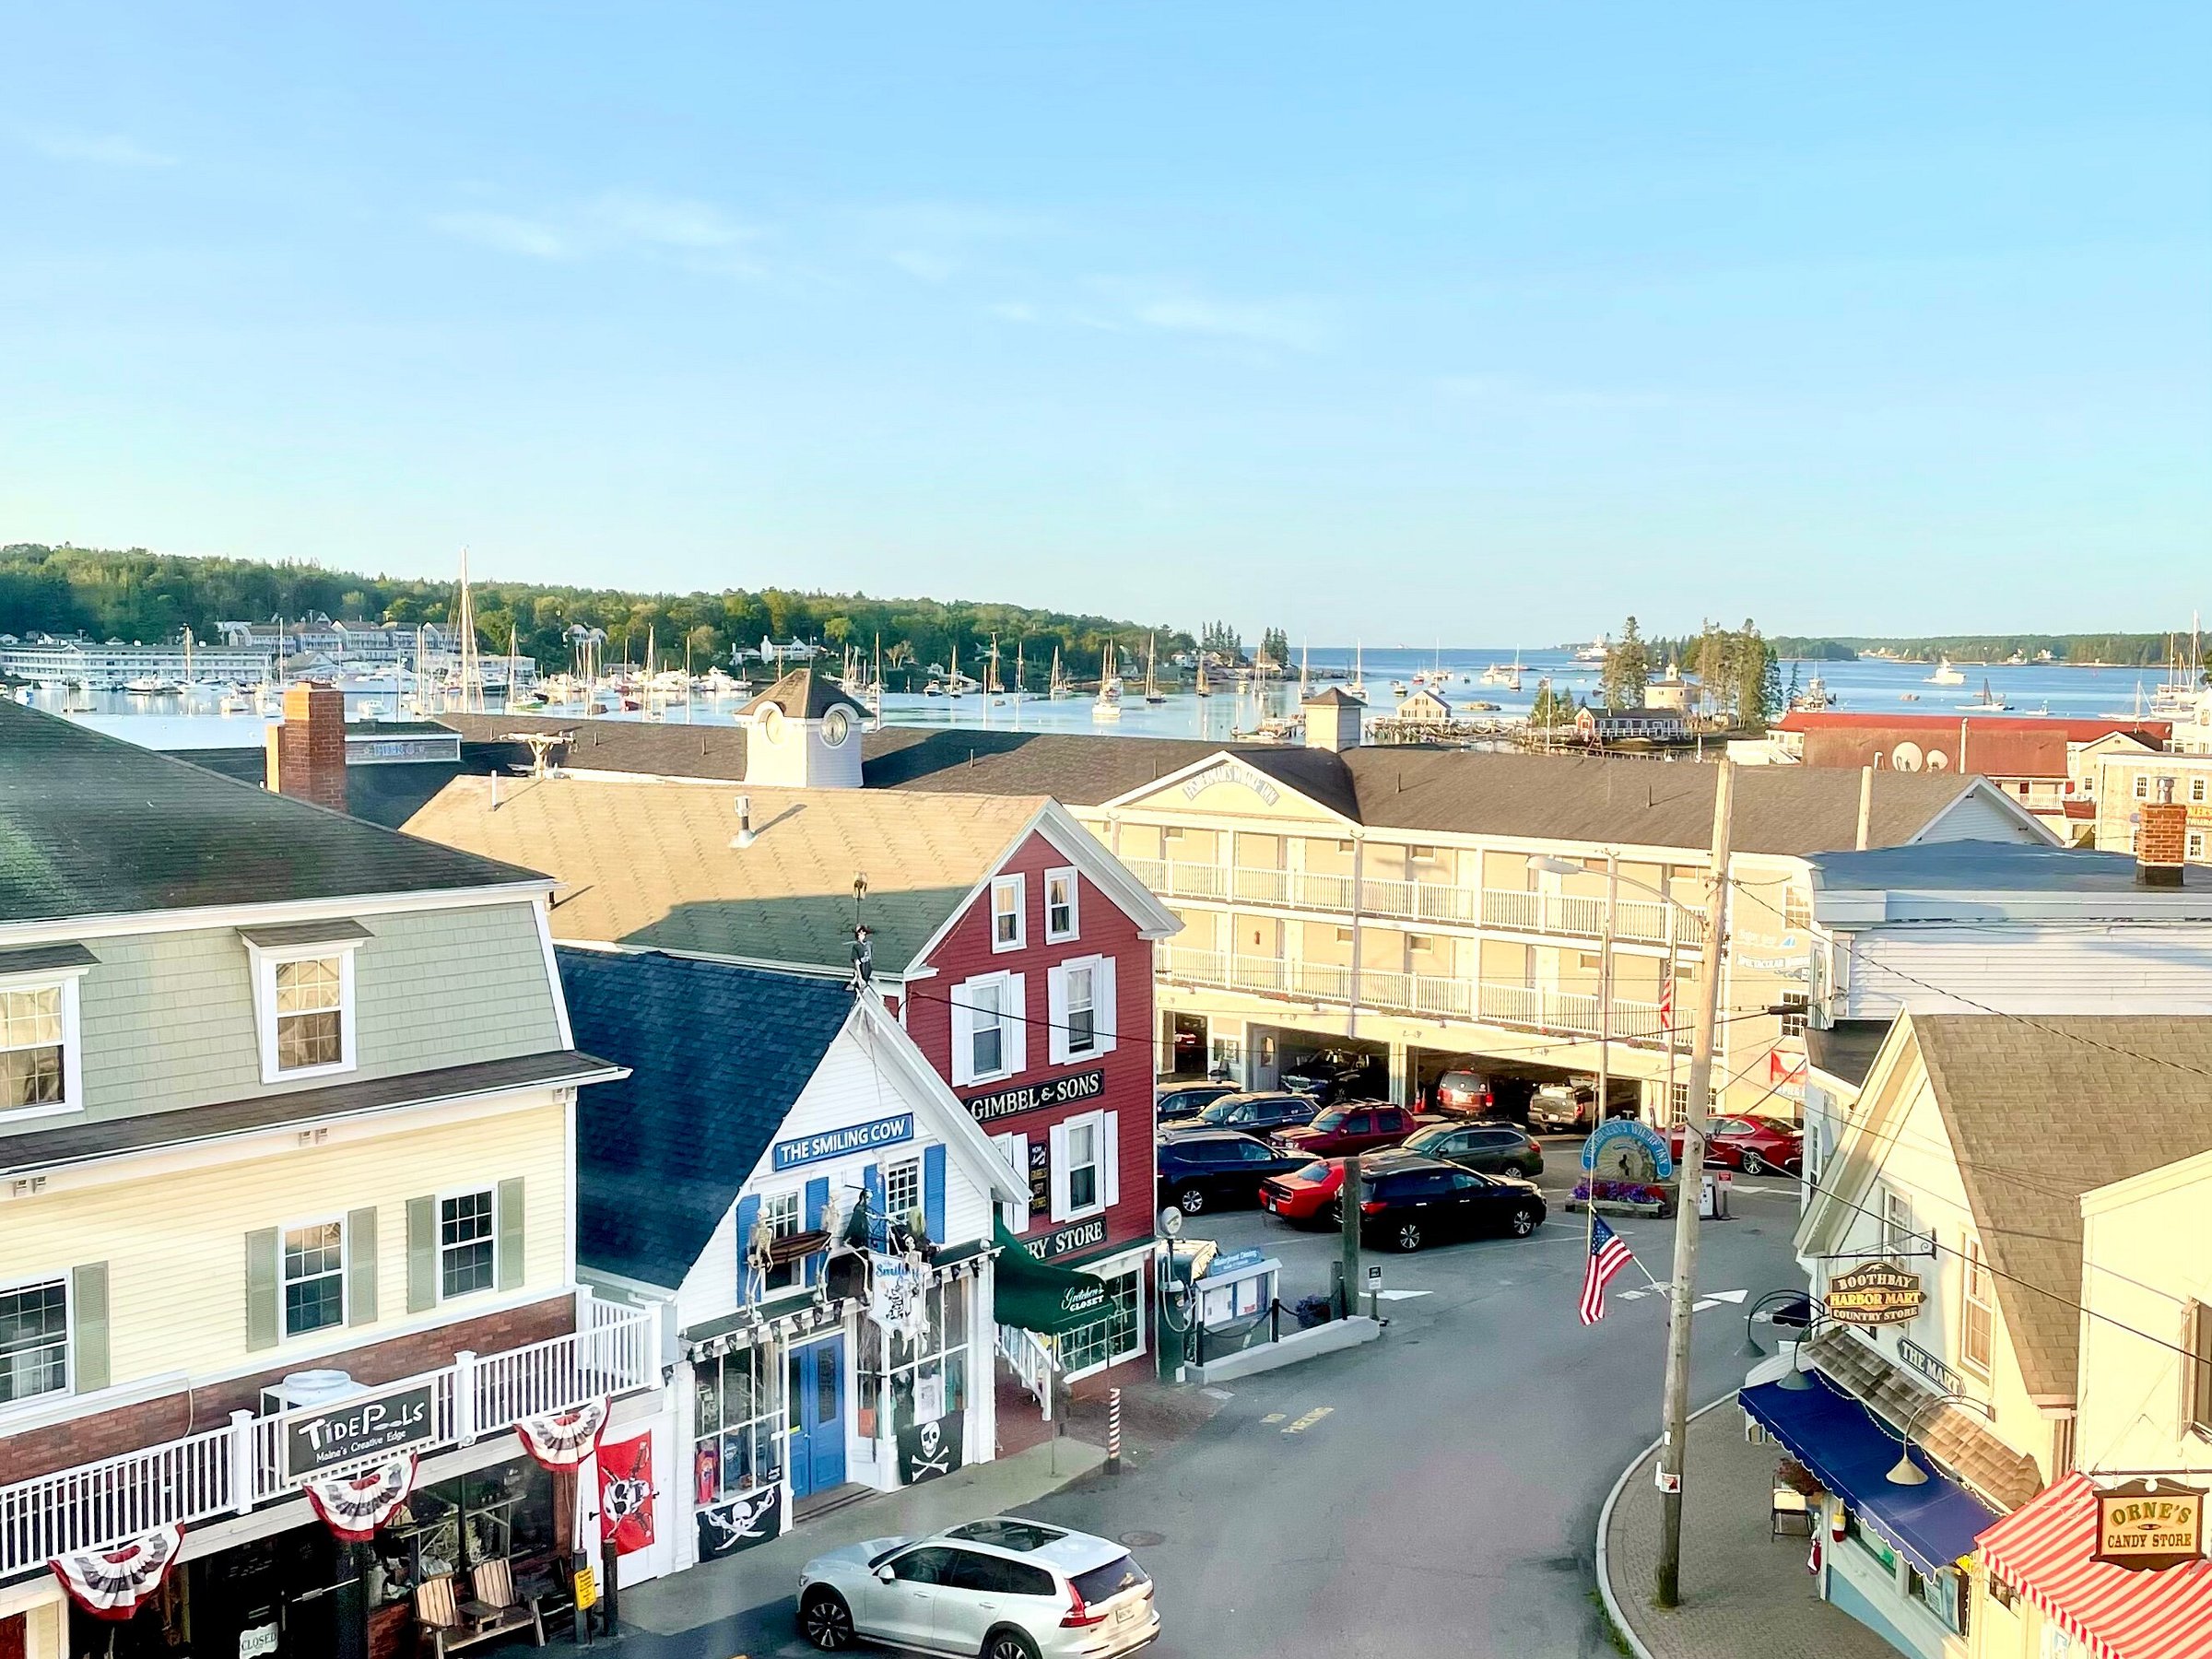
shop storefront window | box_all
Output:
[1059,1265,1142,1376]
[695,1343,784,1500]
[887,1274,971,1433]
[1909,1563,1970,1635]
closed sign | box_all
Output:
[239,1626,278,1659]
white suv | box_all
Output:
[796,1516,1159,1659]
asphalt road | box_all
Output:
[1019,1148,1803,1659]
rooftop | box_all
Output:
[1806,839,2212,923]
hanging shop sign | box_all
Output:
[1029,1141,1051,1216]
[963,1067,1107,1126]
[2093,1478,2206,1571]
[772,1112,913,1172]
[1581,1119,1674,1182]
[697,1485,782,1562]
[1826,1262,1927,1326]
[598,1431,657,1556]
[1897,1337,1962,1394]
[897,1413,966,1488]
[515,1397,608,1471]
[285,1382,434,1478]
[49,1524,185,1621]
[1032,1217,1110,1260]
[868,1253,933,1347]
[303,1455,418,1544]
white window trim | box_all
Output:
[989,1133,1029,1235]
[1043,867,1080,944]
[1047,954,1117,1067]
[246,939,361,1086]
[436,1184,500,1305]
[0,1270,72,1410]
[990,874,1027,954]
[949,970,1025,1087]
[0,966,88,1123]
[278,1212,349,1342]
[882,1155,922,1226]
[1049,1107,1118,1224]
[1058,1252,1149,1382]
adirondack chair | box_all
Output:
[414,1558,545,1654]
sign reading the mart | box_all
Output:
[2094,1478,2206,1571]
[1826,1262,1926,1326]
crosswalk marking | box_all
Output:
[1375,1288,1430,1301]
[1261,1413,1287,1424]
[1283,1406,1334,1435]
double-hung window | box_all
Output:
[759,1191,802,1293]
[2189,1301,2212,1439]
[1780,992,1808,1040]
[1065,963,1098,1056]
[441,1190,498,1300]
[1049,957,1116,1065]
[283,1221,347,1338]
[883,1157,922,1229]
[0,985,68,1115]
[245,928,363,1083]
[1044,868,1079,943]
[0,1277,70,1406]
[1959,1237,1993,1376]
[1066,1119,1101,1212]
[952,971,1024,1085]
[1882,1187,1918,1257]
[991,875,1026,952]
[972,982,1006,1077]
[1051,1108,1118,1222]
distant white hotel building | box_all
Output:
[0,634,277,688]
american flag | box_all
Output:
[1579,1216,1636,1325]
[1658,974,1675,1032]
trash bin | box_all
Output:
[1700,1173,1731,1219]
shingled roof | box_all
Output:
[1908,1014,2212,1403]
[0,700,544,924]
[557,947,857,1287]
[739,667,863,722]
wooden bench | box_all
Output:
[416,1558,546,1655]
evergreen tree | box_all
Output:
[1600,615,1652,711]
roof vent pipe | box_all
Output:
[731,794,756,850]
[1855,765,1874,851]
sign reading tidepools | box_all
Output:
[285,1382,435,1478]
[963,1067,1106,1126]
[1825,1262,1926,1326]
[2094,1479,2206,1571]
[771,1112,913,1171]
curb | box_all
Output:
[1593,1394,1733,1659]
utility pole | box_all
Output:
[1653,758,1734,1608]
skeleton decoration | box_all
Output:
[302,1454,418,1543]
[515,1396,608,1470]
[597,1430,657,1555]
[695,1483,782,1561]
[49,1524,185,1620]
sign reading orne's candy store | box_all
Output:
[2094,1479,2206,1571]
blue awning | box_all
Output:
[1740,1373,1999,1577]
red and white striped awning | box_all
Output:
[1978,1473,2212,1659]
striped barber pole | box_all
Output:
[1106,1388,1123,1473]
[1977,1472,2212,1659]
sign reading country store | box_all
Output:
[1826,1262,1927,1326]
[961,1067,1107,1127]
[772,1112,914,1172]
[2093,1478,2206,1571]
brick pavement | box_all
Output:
[1602,1399,1898,1659]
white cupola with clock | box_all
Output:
[736,668,867,789]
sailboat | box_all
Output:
[1049,646,1069,700]
[986,636,1006,706]
[1012,641,1025,706]
[1195,652,1211,698]
[1958,677,2011,712]
[1144,635,1167,704]
[1093,643,1124,721]
[1347,643,1368,702]
[1926,656,1967,687]
[947,642,965,700]
[1299,644,1310,700]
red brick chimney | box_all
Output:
[265,683,347,813]
[2137,777,2186,888]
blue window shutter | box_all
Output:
[924,1145,947,1244]
[735,1195,760,1299]
[804,1178,830,1285]
[863,1166,887,1253]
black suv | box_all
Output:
[1156,1080,1238,1124]
[1280,1049,1374,1104]
[1399,1121,1544,1180]
[1174,1091,1321,1136]
[1157,1130,1309,1215]
[1355,1153,1546,1252]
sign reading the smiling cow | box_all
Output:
[2094,1478,2206,1571]
[1825,1262,1926,1326]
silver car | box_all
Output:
[796,1515,1160,1659]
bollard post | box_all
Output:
[1107,1387,1123,1474]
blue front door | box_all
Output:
[787,1337,847,1498]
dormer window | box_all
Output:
[0,944,91,1121]
[242,922,367,1084]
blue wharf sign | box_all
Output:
[1580,1118,1675,1181]
[771,1112,914,1171]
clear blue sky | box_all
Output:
[3,4,2206,641]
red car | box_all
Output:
[1667,1115,1803,1176]
[1430,1068,1495,1117]
[1260,1158,1346,1227]
[1272,1102,1422,1160]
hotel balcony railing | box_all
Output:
[1128,859,1703,947]
[1159,946,1687,1050]
[0,1295,656,1581]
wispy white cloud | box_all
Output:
[892,249,960,282]
[432,210,574,260]
[1437,372,1680,411]
[1124,291,1328,352]
[984,300,1041,324]
[431,191,766,274]
[31,130,176,168]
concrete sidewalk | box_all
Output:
[1599,1400,1896,1659]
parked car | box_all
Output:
[1155,1080,1237,1124]
[1270,1101,1421,1159]
[1668,1115,1804,1176]
[1259,1158,1346,1227]
[1428,1068,1496,1117]
[1399,1121,1544,1180]
[797,1516,1159,1657]
[1280,1047,1376,1103]
[1181,1091,1322,1136]
[1157,1129,1311,1215]
[1354,1154,1547,1252]
[1526,1081,1598,1135]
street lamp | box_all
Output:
[1738,1288,1820,1359]
[1776,1310,1834,1390]
[1887,1390,1992,1486]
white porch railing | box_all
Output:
[0,1299,656,1580]
[995,1324,1058,1420]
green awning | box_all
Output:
[991,1220,1113,1335]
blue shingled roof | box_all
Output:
[556,947,857,1288]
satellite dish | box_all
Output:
[1157,1206,1184,1239]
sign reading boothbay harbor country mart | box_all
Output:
[961,1068,1107,1127]
[2093,1478,2206,1572]
[1825,1262,1927,1326]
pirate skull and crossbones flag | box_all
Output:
[516,1396,609,1470]
[695,1483,782,1561]
[303,1455,418,1543]
[895,1412,966,1488]
[50,1524,185,1621]
[597,1431,656,1555]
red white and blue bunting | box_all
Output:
[50,1524,185,1620]
[515,1397,609,1471]
[303,1455,418,1543]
